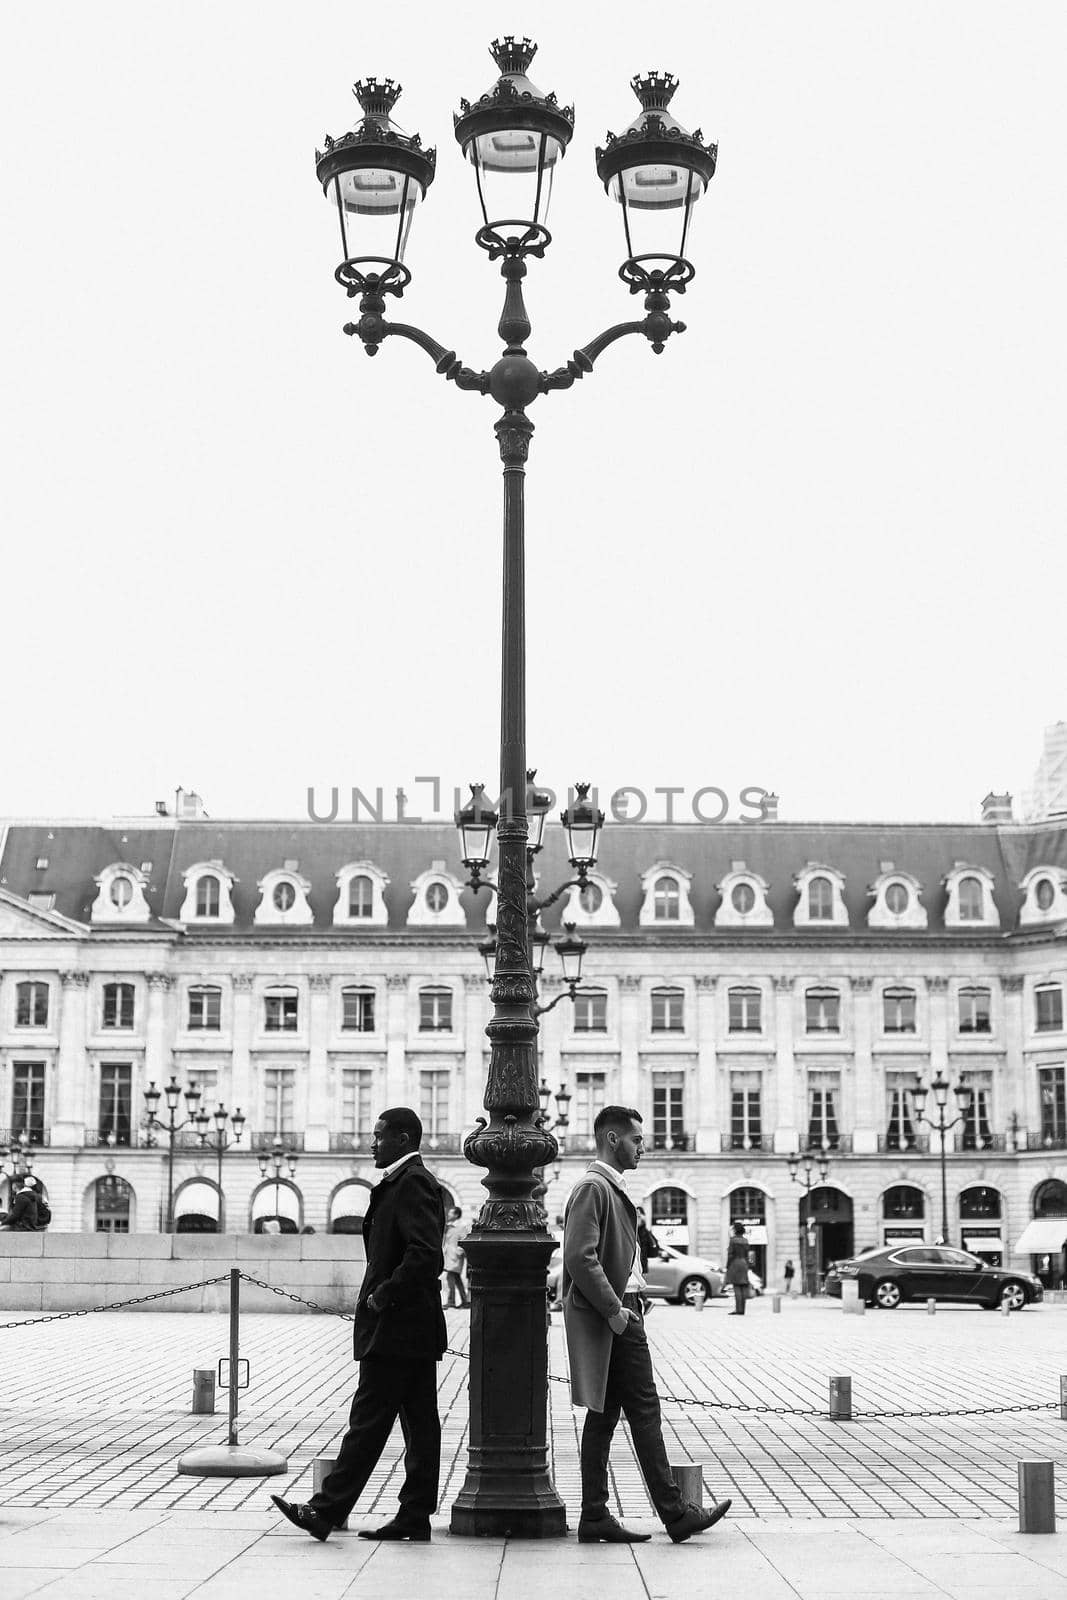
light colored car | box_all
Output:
[548,1243,724,1306]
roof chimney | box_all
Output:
[760,792,780,822]
[175,787,207,820]
[980,791,1013,824]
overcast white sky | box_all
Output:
[3,2,1064,826]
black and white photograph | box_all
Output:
[1,3,1066,1595]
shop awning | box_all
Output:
[1012,1218,1067,1254]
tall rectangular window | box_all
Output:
[420,1070,449,1138]
[1038,1066,1066,1145]
[263,1069,295,1136]
[1035,986,1064,1033]
[883,987,916,1034]
[961,1080,993,1150]
[11,1062,46,1143]
[958,986,991,1034]
[650,987,684,1033]
[728,986,762,1033]
[185,1069,218,1106]
[808,1075,840,1148]
[418,988,452,1032]
[188,986,222,1031]
[652,1074,685,1149]
[98,1063,132,1146]
[573,989,607,1033]
[805,987,840,1033]
[264,991,299,1032]
[102,983,135,1029]
[341,1069,373,1137]
[730,1073,762,1150]
[342,988,376,1032]
[885,1079,917,1150]
[573,1072,605,1140]
[15,981,49,1028]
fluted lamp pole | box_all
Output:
[314,36,716,1538]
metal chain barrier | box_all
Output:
[2,1269,1061,1419]
[0,1273,232,1329]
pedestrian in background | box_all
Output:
[783,1258,795,1296]
[271,1106,446,1543]
[725,1222,750,1315]
[0,1175,43,1231]
[442,1205,469,1308]
[561,1105,731,1545]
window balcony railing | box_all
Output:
[806,1133,853,1153]
[877,1134,931,1153]
[330,1132,375,1153]
[959,1133,1007,1152]
[422,1133,465,1154]
[728,1134,774,1152]
[252,1131,306,1152]
[650,1132,692,1152]
[0,1127,48,1147]
[86,1128,137,1148]
[1027,1130,1067,1152]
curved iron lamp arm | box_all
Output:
[541,310,687,390]
[344,316,490,391]
[533,985,578,1019]
[530,878,585,914]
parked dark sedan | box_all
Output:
[825,1244,1044,1310]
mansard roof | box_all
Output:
[0,815,1065,937]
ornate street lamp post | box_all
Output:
[788,1146,830,1296]
[194,1103,246,1232]
[314,36,716,1538]
[144,1075,203,1232]
[912,1071,974,1245]
[2,1130,35,1181]
[258,1139,299,1229]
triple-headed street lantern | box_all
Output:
[315,35,716,1541]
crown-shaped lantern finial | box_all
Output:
[631,71,679,112]
[490,36,538,76]
[352,77,403,120]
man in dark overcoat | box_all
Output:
[562,1105,731,1544]
[271,1106,447,1542]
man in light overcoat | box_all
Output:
[561,1105,732,1544]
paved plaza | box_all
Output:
[1,1293,1066,1595]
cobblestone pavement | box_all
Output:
[1,1291,1064,1521]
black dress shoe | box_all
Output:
[269,1495,332,1542]
[357,1518,431,1542]
[577,1513,651,1543]
[667,1498,732,1544]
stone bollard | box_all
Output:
[829,1376,852,1421]
[1018,1461,1056,1533]
[771,1294,782,1313]
[1060,1376,1067,1421]
[671,1462,703,1508]
[927,1298,936,1315]
[313,1458,349,1528]
[191,1369,216,1415]
[1001,1297,1012,1317]
[692,1285,707,1312]
[841,1280,865,1316]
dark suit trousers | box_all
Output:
[579,1301,686,1525]
[309,1355,441,1526]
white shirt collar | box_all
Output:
[591,1159,627,1190]
[380,1149,420,1180]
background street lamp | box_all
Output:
[912,1071,974,1245]
[2,1130,35,1183]
[193,1103,246,1232]
[143,1075,202,1232]
[788,1145,830,1296]
[258,1139,299,1231]
[315,37,715,1538]
[536,1078,571,1215]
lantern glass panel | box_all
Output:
[611,163,705,262]
[468,130,562,228]
[331,170,420,264]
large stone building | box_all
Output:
[1,794,1066,1287]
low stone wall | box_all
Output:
[0,1232,366,1314]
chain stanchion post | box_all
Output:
[177,1268,288,1478]
[1018,1461,1056,1533]
[829,1376,852,1421]
[227,1267,240,1446]
[1060,1376,1067,1421]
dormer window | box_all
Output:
[943,864,999,929]
[793,864,848,928]
[90,862,152,924]
[562,870,621,928]
[407,863,466,928]
[179,862,237,925]
[333,862,389,928]
[715,864,773,928]
[639,863,694,928]
[580,883,602,913]
[254,869,313,927]
[197,876,220,917]
[868,868,928,930]
[1019,867,1067,927]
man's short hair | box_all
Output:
[379,1106,423,1148]
[593,1105,642,1140]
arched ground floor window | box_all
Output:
[881,1184,926,1247]
[94,1174,133,1233]
[958,1185,1003,1265]
[647,1185,692,1252]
